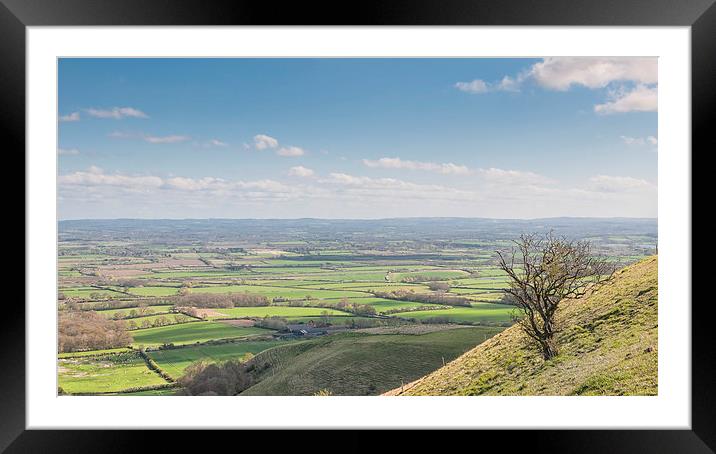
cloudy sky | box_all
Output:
[58,58,657,220]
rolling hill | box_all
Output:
[239,325,504,396]
[387,256,658,396]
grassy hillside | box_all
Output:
[240,325,504,396]
[392,256,658,396]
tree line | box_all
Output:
[58,311,132,353]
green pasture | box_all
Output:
[320,297,438,314]
[58,352,167,394]
[390,303,517,324]
[128,286,180,297]
[189,284,369,299]
[205,306,352,319]
[388,270,471,282]
[148,340,293,378]
[131,321,272,347]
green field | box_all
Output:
[58,352,167,394]
[60,287,126,298]
[391,303,517,324]
[131,322,272,347]
[114,387,178,396]
[388,270,471,282]
[148,340,293,378]
[282,315,384,326]
[329,297,439,313]
[189,284,369,299]
[128,286,180,297]
[206,306,352,319]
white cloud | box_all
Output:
[595,85,658,114]
[208,139,228,147]
[621,135,658,146]
[58,148,80,156]
[59,167,301,200]
[320,173,476,202]
[163,176,225,191]
[254,134,279,150]
[58,167,163,190]
[58,167,657,219]
[456,58,658,115]
[587,175,654,193]
[59,112,80,122]
[108,131,134,139]
[85,107,148,119]
[496,75,521,92]
[144,135,190,144]
[455,79,489,94]
[362,157,470,175]
[277,146,305,157]
[454,76,521,94]
[621,136,645,145]
[288,166,315,177]
[478,168,555,186]
[529,57,657,91]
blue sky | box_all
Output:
[58,58,657,220]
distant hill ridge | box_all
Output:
[387,256,658,396]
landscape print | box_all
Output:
[57,58,657,396]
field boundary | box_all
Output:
[138,348,176,382]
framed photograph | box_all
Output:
[8,0,711,450]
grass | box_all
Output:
[113,387,179,396]
[390,303,517,324]
[128,286,180,297]
[281,315,380,325]
[58,351,167,394]
[148,340,293,378]
[205,306,352,319]
[241,326,504,396]
[357,299,440,313]
[188,284,369,299]
[388,270,471,282]
[130,321,272,347]
[397,256,658,396]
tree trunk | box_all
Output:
[540,336,558,360]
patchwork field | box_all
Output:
[131,322,272,347]
[57,218,656,395]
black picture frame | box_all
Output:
[5,0,711,451]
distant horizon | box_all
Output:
[58,215,658,222]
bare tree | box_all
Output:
[496,232,614,360]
